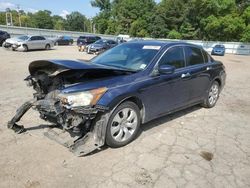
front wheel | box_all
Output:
[202,81,220,108]
[106,101,141,148]
[23,45,28,52]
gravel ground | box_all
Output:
[0,46,250,188]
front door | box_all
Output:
[140,46,192,121]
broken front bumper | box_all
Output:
[8,98,110,156]
[3,42,24,51]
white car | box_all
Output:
[3,35,54,51]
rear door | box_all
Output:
[184,46,211,103]
[36,36,46,49]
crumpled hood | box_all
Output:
[28,59,138,93]
[29,59,114,76]
[5,38,25,44]
[61,73,131,93]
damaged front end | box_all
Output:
[8,60,113,156]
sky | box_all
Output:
[0,0,161,18]
[0,0,100,18]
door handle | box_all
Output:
[181,73,191,78]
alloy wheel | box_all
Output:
[208,83,219,106]
[110,108,138,142]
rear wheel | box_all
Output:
[106,101,141,148]
[45,44,50,50]
[202,81,220,108]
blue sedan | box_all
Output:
[8,41,226,156]
[211,44,226,56]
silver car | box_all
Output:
[3,35,54,51]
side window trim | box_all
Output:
[201,49,208,64]
[151,45,188,75]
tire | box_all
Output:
[23,45,28,52]
[106,101,141,148]
[202,81,220,108]
[45,44,50,50]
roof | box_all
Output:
[126,40,202,49]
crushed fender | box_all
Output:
[7,60,116,156]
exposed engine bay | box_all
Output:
[7,60,130,156]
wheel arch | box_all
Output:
[214,77,221,87]
[108,95,146,124]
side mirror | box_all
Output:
[158,65,175,75]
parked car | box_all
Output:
[86,39,118,54]
[8,41,226,156]
[54,36,74,45]
[77,35,101,52]
[3,35,54,52]
[211,44,225,56]
[0,30,10,46]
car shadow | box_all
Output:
[25,49,56,53]
[85,105,203,156]
[23,104,202,156]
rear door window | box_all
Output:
[184,46,204,66]
[159,46,185,69]
[37,36,45,40]
[30,36,39,41]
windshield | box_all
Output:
[91,43,161,71]
[17,36,29,41]
[95,39,106,44]
[215,45,225,48]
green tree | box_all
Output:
[242,6,250,24]
[180,22,197,39]
[111,0,156,36]
[32,10,53,29]
[202,14,245,41]
[65,12,88,31]
[241,25,250,42]
[167,30,182,39]
[20,15,32,27]
[92,12,110,33]
[150,0,187,38]
[0,12,5,25]
[52,15,65,30]
[91,0,111,11]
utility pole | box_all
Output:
[5,8,13,26]
[17,5,22,27]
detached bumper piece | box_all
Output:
[8,100,35,134]
[44,127,102,156]
[7,99,109,156]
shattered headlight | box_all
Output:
[59,87,108,108]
